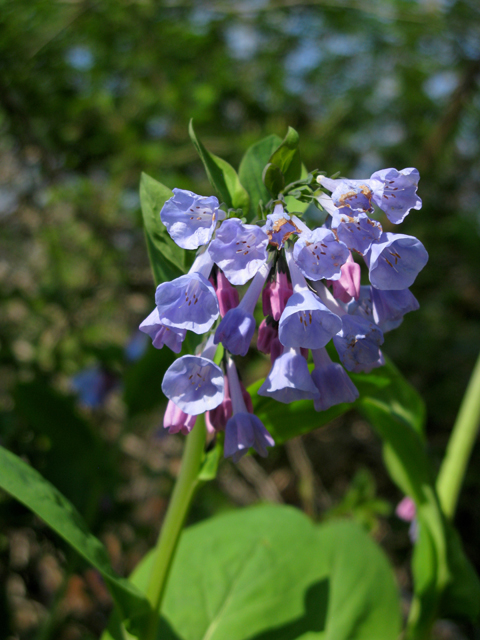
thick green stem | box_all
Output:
[436,350,480,519]
[144,416,206,640]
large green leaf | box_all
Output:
[238,134,282,219]
[0,446,151,635]
[188,120,249,213]
[140,172,187,286]
[104,505,401,640]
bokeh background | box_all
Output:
[1,1,480,638]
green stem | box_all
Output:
[436,350,480,520]
[144,416,206,640]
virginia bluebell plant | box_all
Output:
[139,166,428,463]
[4,129,480,640]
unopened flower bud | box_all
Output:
[163,400,197,435]
[262,270,293,321]
[328,253,361,303]
[257,319,278,354]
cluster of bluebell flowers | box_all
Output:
[140,168,428,462]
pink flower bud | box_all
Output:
[206,375,232,432]
[396,496,416,522]
[328,253,361,303]
[216,269,240,317]
[262,271,293,321]
[163,400,197,435]
[257,319,278,354]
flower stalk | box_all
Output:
[436,349,480,519]
[144,415,206,640]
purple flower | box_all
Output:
[293,227,349,281]
[346,285,374,322]
[161,354,224,415]
[326,178,374,214]
[208,218,268,285]
[320,168,422,225]
[71,367,116,408]
[215,258,272,355]
[311,348,359,411]
[224,413,275,462]
[370,168,422,224]
[269,335,284,364]
[155,252,219,334]
[365,232,429,290]
[333,314,384,372]
[370,286,419,332]
[258,347,319,404]
[214,307,256,356]
[316,193,382,255]
[278,249,342,349]
[359,350,385,374]
[224,355,274,462]
[279,290,342,349]
[160,188,225,250]
[265,203,301,248]
[139,307,186,353]
[163,400,197,435]
[334,212,383,255]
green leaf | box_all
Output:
[140,172,187,286]
[197,436,223,482]
[354,369,480,632]
[188,120,249,213]
[238,134,282,219]
[104,505,401,640]
[249,375,349,445]
[440,523,480,620]
[0,445,151,635]
[262,162,285,197]
[269,126,302,185]
[351,357,426,440]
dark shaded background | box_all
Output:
[1,1,480,638]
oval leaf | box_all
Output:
[188,120,249,214]
[269,126,302,185]
[262,162,285,197]
[106,505,401,640]
[238,134,282,219]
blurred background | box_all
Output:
[1,1,480,638]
